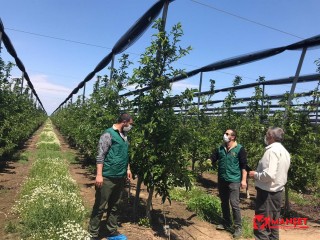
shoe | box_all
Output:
[216,224,231,230]
[106,231,127,240]
[107,230,121,237]
[233,227,242,239]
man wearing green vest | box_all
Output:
[211,129,248,239]
[89,113,133,240]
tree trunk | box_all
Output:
[146,185,154,221]
[284,186,290,216]
[133,176,143,221]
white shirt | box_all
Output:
[254,142,291,192]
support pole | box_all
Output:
[197,72,203,113]
[283,47,307,217]
[284,47,307,120]
[0,30,2,53]
[316,95,319,125]
[109,53,115,85]
[261,84,265,121]
[161,0,169,30]
[82,82,86,103]
[20,72,24,95]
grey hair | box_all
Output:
[267,127,285,142]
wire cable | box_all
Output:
[190,0,304,40]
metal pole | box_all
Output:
[83,82,86,103]
[109,53,115,85]
[0,30,2,53]
[161,0,170,31]
[284,47,307,120]
[197,72,203,111]
[287,47,307,105]
[316,95,319,125]
[261,84,265,120]
[20,72,24,95]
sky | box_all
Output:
[1,0,319,115]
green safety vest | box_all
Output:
[102,127,129,178]
[217,143,242,182]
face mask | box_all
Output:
[223,134,230,143]
[123,124,132,132]
[264,136,269,145]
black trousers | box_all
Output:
[218,179,242,228]
[254,187,283,240]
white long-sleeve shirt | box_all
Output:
[254,142,291,192]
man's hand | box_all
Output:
[95,175,103,188]
[127,169,132,180]
[241,180,247,189]
[249,171,256,178]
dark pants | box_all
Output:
[88,177,125,238]
[218,179,242,228]
[254,187,283,240]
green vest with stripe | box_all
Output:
[217,144,242,182]
[102,127,129,178]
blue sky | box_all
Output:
[1,0,319,114]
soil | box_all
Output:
[0,125,319,240]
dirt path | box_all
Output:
[0,125,319,240]
[0,125,44,240]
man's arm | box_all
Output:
[210,148,219,166]
[253,150,278,182]
[95,132,112,187]
[239,147,248,189]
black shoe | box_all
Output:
[233,227,242,239]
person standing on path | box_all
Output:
[211,129,248,239]
[88,113,133,240]
[249,127,290,240]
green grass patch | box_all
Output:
[12,121,90,239]
[170,186,254,238]
[242,216,254,238]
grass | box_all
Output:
[10,120,90,240]
[170,186,254,238]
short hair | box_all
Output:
[227,129,237,140]
[267,127,284,142]
[117,113,132,123]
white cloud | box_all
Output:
[30,74,71,95]
[16,74,72,115]
[171,80,198,93]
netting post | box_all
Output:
[282,47,307,216]
[161,0,169,30]
[284,47,307,120]
[316,95,319,125]
[261,84,265,121]
[20,72,24,95]
[82,82,86,103]
[0,30,2,52]
[109,53,115,85]
[197,72,203,118]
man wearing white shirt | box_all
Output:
[249,127,290,240]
